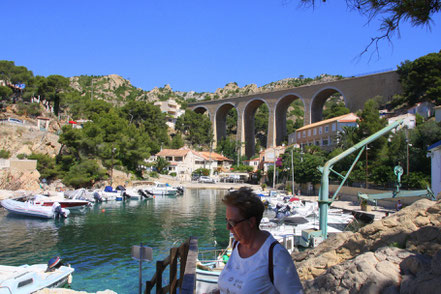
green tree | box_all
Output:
[397,50,441,105]
[36,75,70,115]
[175,110,213,147]
[215,137,238,164]
[0,86,12,100]
[171,133,185,149]
[28,153,58,181]
[154,157,170,174]
[323,102,350,120]
[0,60,34,84]
[356,99,387,162]
[63,159,107,188]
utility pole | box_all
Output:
[365,144,369,189]
[273,147,276,189]
[291,148,295,195]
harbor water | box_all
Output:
[0,188,231,293]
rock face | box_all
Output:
[0,169,41,191]
[295,199,441,293]
[0,125,61,158]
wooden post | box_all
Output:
[169,247,178,294]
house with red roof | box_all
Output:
[154,148,233,179]
[289,113,359,151]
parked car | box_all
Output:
[198,176,215,183]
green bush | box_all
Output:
[193,168,210,176]
[149,171,159,178]
[16,153,28,159]
[28,153,58,181]
[62,159,107,188]
[0,149,10,159]
[170,172,177,177]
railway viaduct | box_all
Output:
[188,71,402,158]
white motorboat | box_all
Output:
[1,198,70,219]
[0,258,74,294]
[32,194,90,210]
[144,182,179,196]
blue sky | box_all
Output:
[1,0,440,92]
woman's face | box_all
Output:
[226,205,252,243]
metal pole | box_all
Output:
[139,243,143,294]
[365,144,368,189]
[291,149,295,195]
[273,147,276,189]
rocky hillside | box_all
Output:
[296,199,441,293]
[68,74,341,106]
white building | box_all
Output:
[154,148,232,179]
[154,100,185,129]
[428,140,441,198]
[387,113,416,132]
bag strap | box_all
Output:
[268,240,279,285]
[232,240,238,250]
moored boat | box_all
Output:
[145,182,179,196]
[1,198,70,219]
[0,257,74,294]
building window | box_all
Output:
[325,126,329,133]
[307,129,311,137]
[297,132,301,139]
[313,128,317,135]
[323,139,328,146]
[319,127,323,135]
[166,156,173,161]
[174,156,183,162]
[315,140,320,146]
[332,123,336,132]
[303,131,306,138]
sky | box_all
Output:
[1,0,440,93]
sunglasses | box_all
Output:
[226,217,249,228]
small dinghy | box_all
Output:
[1,198,70,219]
[0,257,74,294]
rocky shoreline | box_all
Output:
[295,199,441,293]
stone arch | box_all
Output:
[214,102,237,144]
[243,98,270,159]
[274,93,305,146]
[192,106,211,118]
[310,87,347,123]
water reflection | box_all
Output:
[0,188,229,293]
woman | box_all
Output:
[218,187,304,294]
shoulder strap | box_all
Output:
[268,241,279,285]
[232,240,238,250]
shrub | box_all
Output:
[149,171,159,178]
[170,172,177,177]
[0,149,10,159]
[16,153,27,159]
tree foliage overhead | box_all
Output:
[301,0,440,55]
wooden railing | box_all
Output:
[145,236,198,294]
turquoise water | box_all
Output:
[0,188,230,293]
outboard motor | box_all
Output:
[45,256,64,272]
[138,189,149,198]
[52,202,69,219]
[93,192,103,203]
